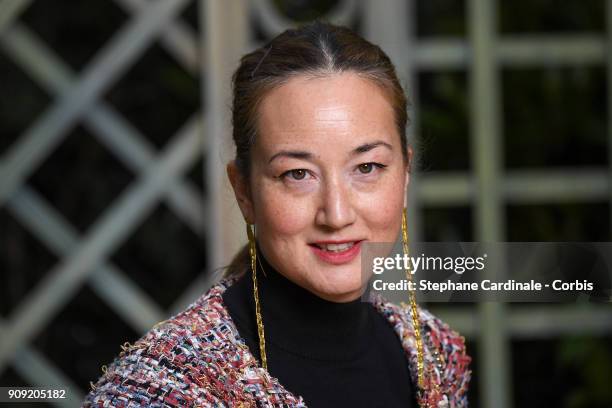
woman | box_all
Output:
[83,21,471,408]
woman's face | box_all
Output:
[228,72,411,302]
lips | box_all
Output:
[312,242,356,252]
[308,240,364,265]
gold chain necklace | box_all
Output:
[247,223,268,371]
[401,207,426,390]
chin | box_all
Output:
[314,271,365,301]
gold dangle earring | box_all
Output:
[246,222,268,371]
[402,207,425,390]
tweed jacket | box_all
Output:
[83,275,471,407]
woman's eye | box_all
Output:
[283,169,309,180]
[357,162,386,174]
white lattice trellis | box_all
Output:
[0,0,207,405]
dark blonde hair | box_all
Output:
[223,20,411,279]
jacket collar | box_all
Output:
[197,276,447,407]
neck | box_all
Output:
[223,243,373,361]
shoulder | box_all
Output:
[415,305,470,359]
[372,295,472,407]
[372,294,470,359]
[82,278,255,407]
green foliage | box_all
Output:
[558,335,612,408]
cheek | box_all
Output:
[360,174,406,235]
[253,186,313,237]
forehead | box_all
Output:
[256,72,398,151]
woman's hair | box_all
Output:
[223,20,411,279]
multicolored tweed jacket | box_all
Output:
[83,275,472,407]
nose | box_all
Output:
[315,175,356,230]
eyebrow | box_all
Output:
[352,141,393,155]
[268,141,393,164]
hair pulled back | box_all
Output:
[223,20,410,279]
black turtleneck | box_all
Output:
[221,244,417,407]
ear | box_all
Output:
[227,160,255,224]
[403,145,413,208]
